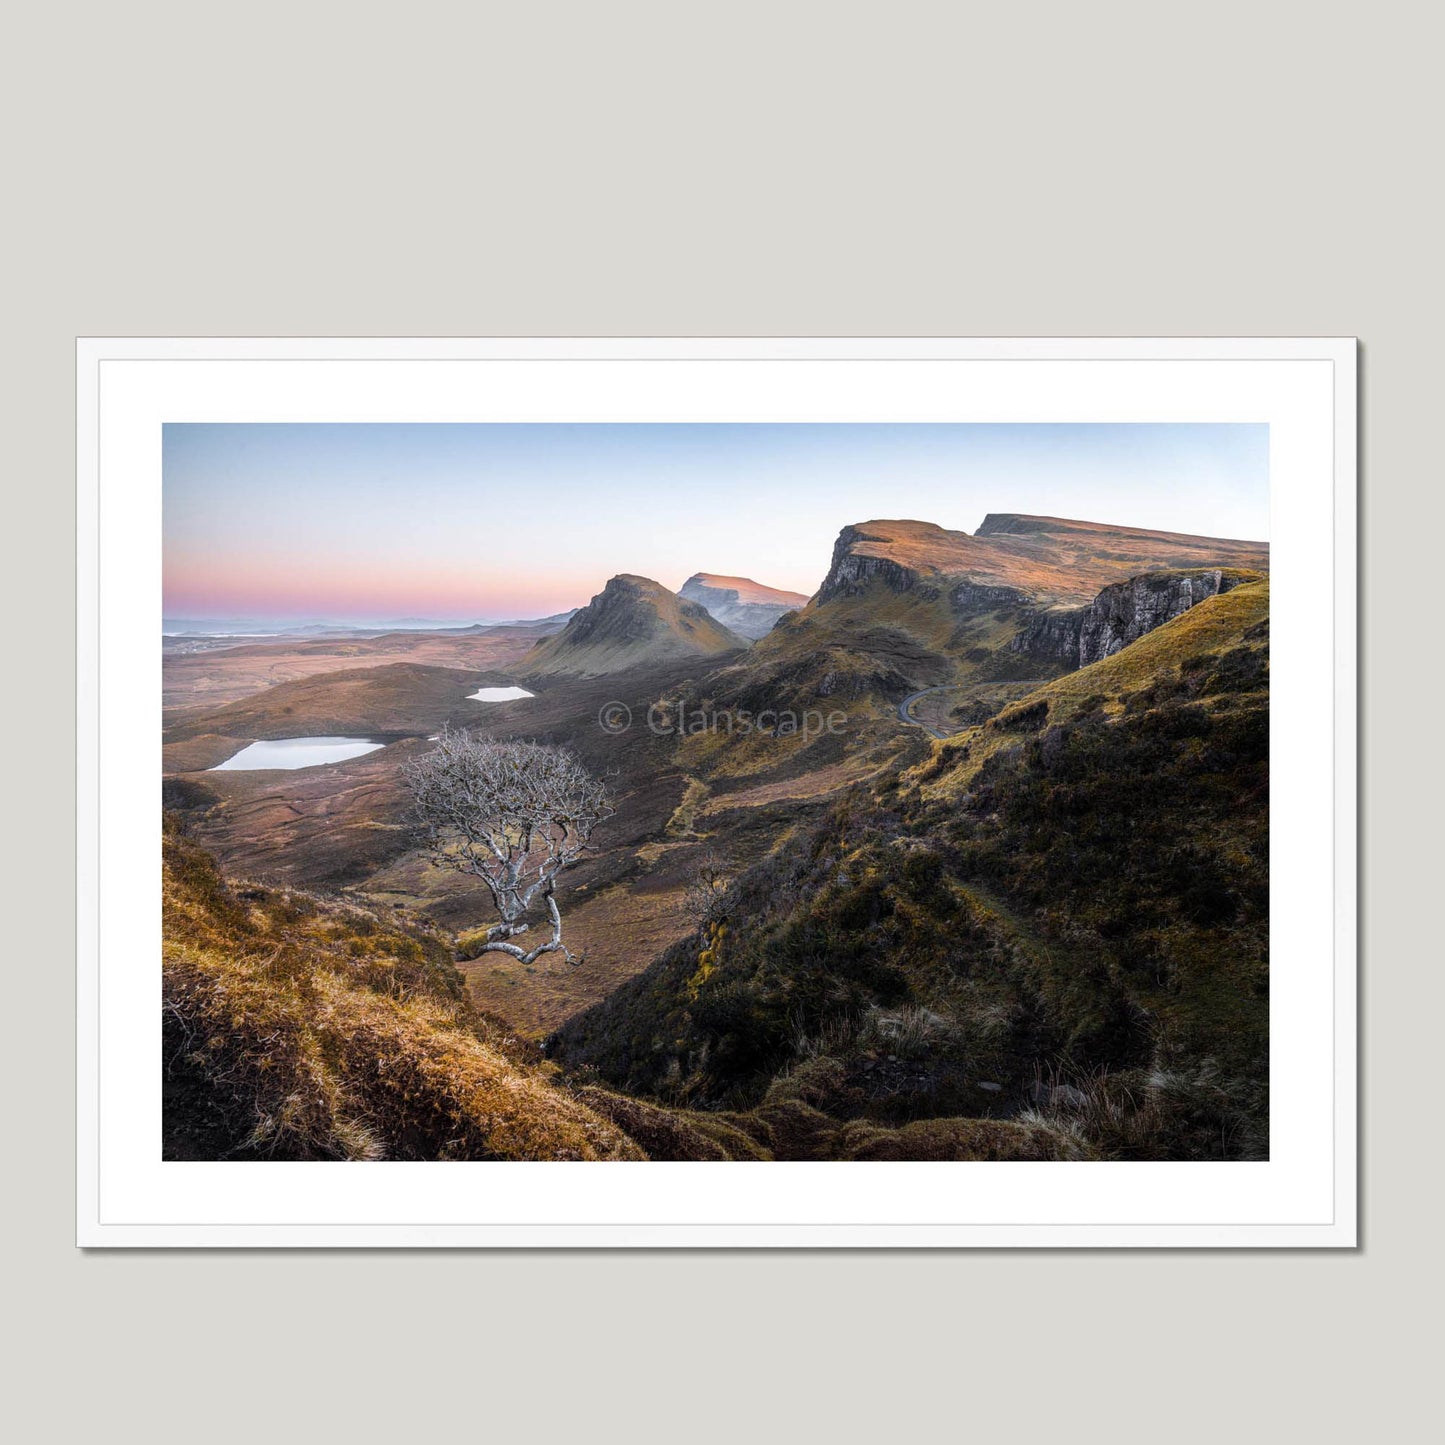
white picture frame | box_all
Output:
[77,336,1357,1248]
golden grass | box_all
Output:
[665,776,711,836]
[573,1087,770,1161]
[695,760,869,816]
[169,828,1081,1161]
[162,824,644,1160]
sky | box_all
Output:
[163,423,1269,623]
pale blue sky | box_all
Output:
[164,423,1268,621]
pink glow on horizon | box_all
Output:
[164,423,1269,623]
[163,556,597,620]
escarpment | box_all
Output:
[714,517,1269,710]
[1011,568,1259,668]
[815,525,942,601]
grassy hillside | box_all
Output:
[915,579,1269,785]
[165,819,1088,1160]
[711,578,1054,715]
[554,581,1270,1160]
[162,819,646,1160]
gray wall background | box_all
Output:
[5,2,1434,1439]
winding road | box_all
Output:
[897,686,956,740]
[899,680,1051,740]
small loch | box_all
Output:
[468,686,535,702]
[210,737,386,771]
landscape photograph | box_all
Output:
[161,421,1271,1163]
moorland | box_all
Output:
[163,513,1270,1161]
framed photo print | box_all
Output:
[77,337,1357,1246]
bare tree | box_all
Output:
[403,730,613,965]
[683,849,730,934]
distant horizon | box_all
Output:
[164,423,1269,623]
[160,612,575,633]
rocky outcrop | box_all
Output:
[949,580,1029,611]
[679,574,809,640]
[1011,609,1081,661]
[1011,569,1253,669]
[816,526,937,602]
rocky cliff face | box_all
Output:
[716,517,1269,712]
[678,573,808,640]
[815,516,1268,609]
[948,580,1030,610]
[815,526,940,602]
[1012,569,1252,669]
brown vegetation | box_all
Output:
[162,819,643,1160]
[164,623,553,714]
[161,515,1271,1162]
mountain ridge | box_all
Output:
[525,574,747,677]
[704,512,1271,708]
[819,515,1269,608]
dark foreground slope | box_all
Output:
[555,581,1270,1161]
[165,820,1091,1160]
